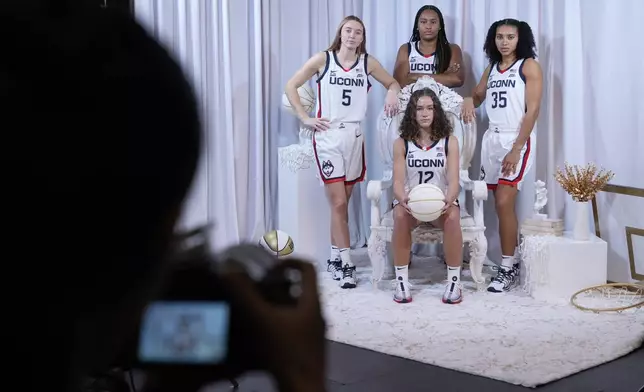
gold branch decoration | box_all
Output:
[554,162,615,203]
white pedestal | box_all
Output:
[521,231,608,303]
[521,217,564,236]
[278,143,330,264]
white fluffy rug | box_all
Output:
[318,248,644,388]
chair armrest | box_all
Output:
[471,180,488,201]
[367,179,393,202]
[367,181,382,201]
[459,170,488,201]
[367,170,393,201]
[459,169,474,189]
[367,174,394,228]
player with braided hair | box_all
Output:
[393,5,465,88]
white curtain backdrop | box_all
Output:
[134,0,277,250]
[134,0,644,281]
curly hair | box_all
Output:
[483,19,537,64]
[409,5,452,74]
[399,88,452,142]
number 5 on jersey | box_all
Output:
[418,170,434,184]
[342,89,352,106]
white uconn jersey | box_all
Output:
[316,51,371,124]
[404,138,449,193]
[408,41,437,75]
[485,59,527,129]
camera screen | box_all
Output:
[138,301,229,365]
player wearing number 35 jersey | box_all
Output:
[284,16,400,290]
[462,19,543,295]
[391,88,463,305]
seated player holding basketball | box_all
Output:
[285,16,399,289]
[391,88,463,304]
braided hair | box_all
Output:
[409,5,452,74]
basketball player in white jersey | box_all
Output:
[462,19,542,293]
[391,88,463,304]
[393,5,465,88]
[284,16,400,289]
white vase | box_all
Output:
[573,201,590,241]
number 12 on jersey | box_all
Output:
[418,170,434,184]
[341,89,352,106]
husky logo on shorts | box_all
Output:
[479,166,486,180]
[322,160,334,177]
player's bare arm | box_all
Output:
[471,64,492,108]
[393,44,419,87]
[461,64,491,123]
[368,56,401,116]
[445,135,460,204]
[285,52,327,125]
[368,55,401,92]
[512,59,542,152]
[392,138,408,208]
[431,44,465,88]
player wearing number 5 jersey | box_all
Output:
[391,88,463,304]
[462,19,543,293]
[284,16,400,289]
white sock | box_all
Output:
[330,245,340,261]
[339,248,353,267]
[395,265,409,281]
[447,266,461,283]
[501,255,515,269]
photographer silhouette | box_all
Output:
[2,2,325,392]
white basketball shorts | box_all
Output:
[313,121,366,185]
[480,126,535,191]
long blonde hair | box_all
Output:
[326,15,367,55]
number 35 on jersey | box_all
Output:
[485,59,527,129]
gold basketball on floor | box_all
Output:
[259,229,294,257]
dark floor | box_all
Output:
[208,341,644,392]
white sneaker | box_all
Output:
[487,263,519,293]
[326,259,342,281]
[393,277,412,303]
[442,280,463,304]
[339,264,357,289]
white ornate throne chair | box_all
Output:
[366,77,489,290]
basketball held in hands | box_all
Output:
[407,184,445,222]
